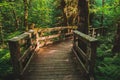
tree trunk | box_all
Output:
[112,21,120,56]
[77,0,89,34]
[23,0,28,31]
[0,23,4,47]
[77,0,89,54]
[101,0,105,27]
[61,0,68,26]
[12,9,19,30]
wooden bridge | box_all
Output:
[8,26,100,80]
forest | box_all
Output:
[0,0,120,80]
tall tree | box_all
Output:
[0,22,4,47]
[101,0,105,27]
[60,0,67,26]
[23,0,28,31]
[77,0,89,34]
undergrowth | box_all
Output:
[95,29,120,80]
[0,31,22,79]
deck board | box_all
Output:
[21,40,87,80]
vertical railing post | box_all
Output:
[8,40,21,76]
[89,41,97,80]
[58,30,62,40]
[73,33,77,49]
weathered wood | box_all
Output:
[74,30,97,43]
[8,40,21,76]
[37,26,77,47]
[72,48,89,74]
[89,27,106,37]
[22,40,87,80]
[8,30,37,77]
[72,30,98,80]
[8,26,77,77]
[89,42,97,80]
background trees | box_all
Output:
[0,0,120,80]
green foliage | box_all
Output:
[95,56,120,80]
[96,30,120,80]
[0,31,22,78]
[0,49,12,78]
[29,0,61,27]
[91,0,120,27]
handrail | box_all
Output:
[8,26,77,77]
[89,27,106,37]
[8,30,38,76]
[72,30,98,80]
[37,26,77,47]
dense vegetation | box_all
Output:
[0,0,120,80]
[92,0,120,80]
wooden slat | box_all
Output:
[74,45,88,60]
[73,30,98,80]
[38,34,60,41]
[20,47,39,75]
[72,48,89,74]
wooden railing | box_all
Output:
[89,27,106,37]
[8,26,77,77]
[8,30,38,76]
[72,30,98,80]
[37,26,77,47]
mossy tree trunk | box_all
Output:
[0,22,4,47]
[23,0,28,31]
[77,0,89,34]
[12,9,19,30]
[60,0,68,26]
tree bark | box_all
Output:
[112,21,120,55]
[101,0,105,27]
[77,0,89,55]
[77,0,89,34]
[61,0,68,26]
[0,23,4,47]
[23,0,28,31]
[12,9,19,30]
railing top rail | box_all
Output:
[74,30,98,42]
[38,26,77,32]
[8,32,32,42]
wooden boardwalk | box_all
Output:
[21,40,87,80]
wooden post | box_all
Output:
[8,40,21,76]
[58,30,62,40]
[89,41,97,80]
[73,33,76,48]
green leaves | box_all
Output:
[29,0,57,27]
